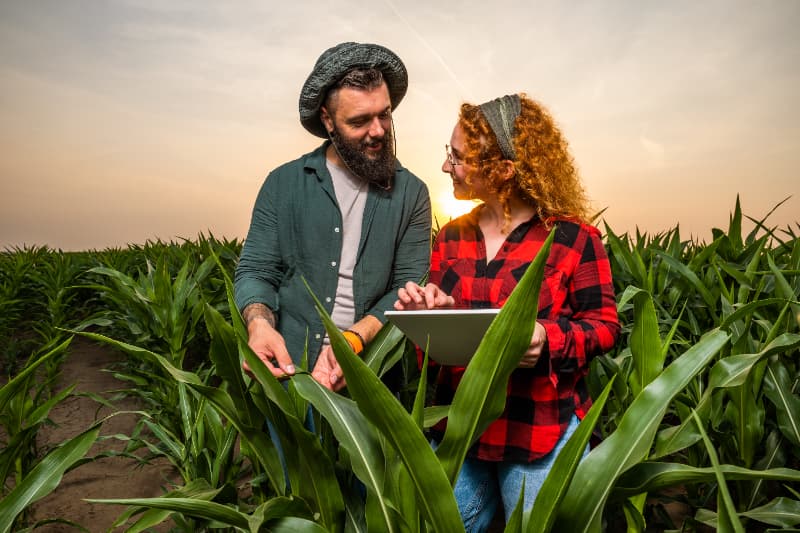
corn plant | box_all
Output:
[591,197,800,531]
[0,246,51,375]
[0,337,80,532]
[2,199,798,532]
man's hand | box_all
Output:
[519,321,547,368]
[394,281,455,310]
[242,304,295,378]
[311,345,346,392]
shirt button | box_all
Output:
[315,333,321,339]
[331,261,337,267]
[325,297,332,303]
[334,227,340,233]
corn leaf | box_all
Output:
[87,497,252,530]
[654,250,718,311]
[0,423,101,533]
[763,359,800,447]
[627,288,663,395]
[292,374,395,532]
[0,336,71,412]
[740,497,800,528]
[555,328,729,531]
[526,377,615,533]
[612,462,800,498]
[305,279,464,532]
[692,409,745,532]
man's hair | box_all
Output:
[324,68,386,111]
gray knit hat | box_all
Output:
[299,42,408,138]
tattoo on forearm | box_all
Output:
[242,303,276,328]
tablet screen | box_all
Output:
[384,308,500,365]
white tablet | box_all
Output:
[384,308,501,366]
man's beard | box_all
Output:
[329,125,395,189]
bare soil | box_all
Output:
[29,336,178,532]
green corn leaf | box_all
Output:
[0,423,101,533]
[77,330,288,495]
[740,497,800,528]
[411,347,430,430]
[691,409,745,532]
[763,359,800,447]
[26,384,75,429]
[728,195,744,254]
[555,329,729,531]
[258,517,331,533]
[767,253,800,318]
[86,497,250,530]
[526,377,615,533]
[708,333,800,389]
[605,225,649,289]
[627,288,663,395]
[305,279,464,532]
[0,336,71,413]
[292,374,395,532]
[203,302,255,426]
[654,250,718,311]
[719,298,789,331]
[239,346,346,531]
[423,405,450,429]
[362,322,407,378]
[248,497,320,530]
[686,237,722,276]
[656,333,800,459]
[724,373,764,469]
[612,462,800,499]
[112,479,222,533]
[506,485,525,533]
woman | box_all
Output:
[394,94,620,531]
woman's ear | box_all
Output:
[500,159,516,181]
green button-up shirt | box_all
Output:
[234,142,431,366]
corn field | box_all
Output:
[1,199,799,532]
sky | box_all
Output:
[1,0,798,251]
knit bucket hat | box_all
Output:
[299,42,408,138]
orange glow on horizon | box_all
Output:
[433,188,477,225]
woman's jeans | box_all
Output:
[446,414,587,533]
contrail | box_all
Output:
[383,0,473,100]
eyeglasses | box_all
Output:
[445,144,463,167]
[446,144,503,168]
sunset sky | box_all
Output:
[1,1,798,251]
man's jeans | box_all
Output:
[447,414,587,533]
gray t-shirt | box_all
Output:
[324,161,368,347]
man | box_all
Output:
[234,42,432,391]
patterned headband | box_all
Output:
[478,94,522,160]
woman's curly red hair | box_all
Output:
[459,94,590,228]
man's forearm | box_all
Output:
[242,303,276,329]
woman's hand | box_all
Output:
[394,282,455,310]
[519,322,547,368]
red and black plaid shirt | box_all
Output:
[428,210,620,462]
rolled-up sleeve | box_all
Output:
[234,174,284,313]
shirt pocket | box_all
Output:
[496,263,566,314]
[435,256,472,303]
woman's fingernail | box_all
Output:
[287,365,295,373]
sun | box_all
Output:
[434,189,476,223]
